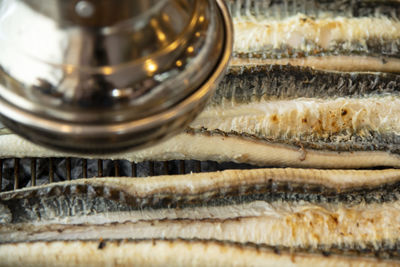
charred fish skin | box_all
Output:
[211,65,400,105]
[1,175,399,225]
[3,168,400,224]
[2,168,400,253]
[228,0,400,20]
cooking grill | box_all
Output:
[0,157,260,193]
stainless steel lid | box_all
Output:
[0,0,233,153]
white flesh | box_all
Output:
[234,15,400,55]
[0,240,395,267]
[4,168,400,197]
[196,96,400,140]
[0,133,399,168]
[231,55,400,73]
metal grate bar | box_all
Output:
[1,157,249,193]
[66,158,71,181]
[14,158,19,190]
[82,159,87,178]
[194,161,201,173]
[114,161,120,176]
[148,161,154,176]
[49,158,54,183]
[131,162,136,177]
[163,162,168,175]
[179,160,185,174]
[30,158,36,186]
[0,159,3,192]
[97,159,103,177]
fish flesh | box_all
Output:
[2,168,400,264]
[1,239,398,267]
[229,0,400,72]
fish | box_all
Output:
[1,1,400,168]
[1,168,400,265]
[228,0,400,73]
[2,84,400,168]
[1,0,400,265]
[2,83,400,169]
[1,239,398,267]
[1,168,400,245]
[0,239,398,267]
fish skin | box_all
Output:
[227,0,400,21]
[1,169,400,251]
[212,65,400,104]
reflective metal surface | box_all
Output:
[0,0,233,153]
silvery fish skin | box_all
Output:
[2,168,400,264]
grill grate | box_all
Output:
[30,158,36,187]
[13,158,19,190]
[0,157,262,193]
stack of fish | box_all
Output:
[1,0,400,265]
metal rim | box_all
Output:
[0,0,233,150]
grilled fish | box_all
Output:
[2,168,400,265]
[1,1,400,168]
[1,239,397,267]
[2,0,400,265]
